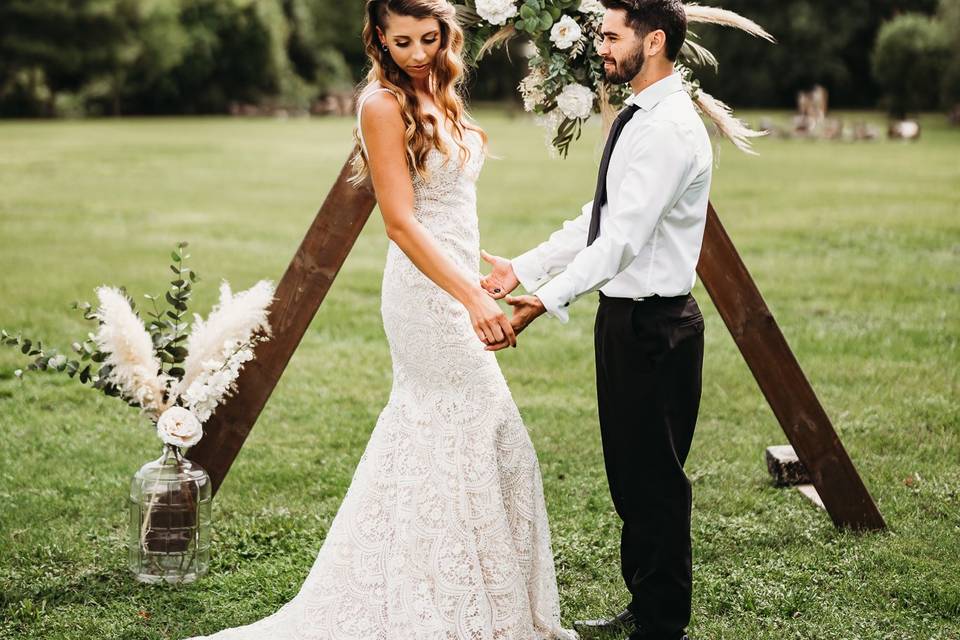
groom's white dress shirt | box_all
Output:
[511,73,713,323]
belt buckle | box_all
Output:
[632,295,647,302]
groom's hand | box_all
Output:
[484,295,546,351]
[479,249,519,300]
[506,295,546,334]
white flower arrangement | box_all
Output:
[156,406,204,448]
[577,0,604,15]
[475,0,519,25]
[556,82,595,119]
[2,242,275,452]
[549,14,582,50]
[456,0,775,156]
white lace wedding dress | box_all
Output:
[186,89,576,640]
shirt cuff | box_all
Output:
[532,273,576,324]
[511,249,551,293]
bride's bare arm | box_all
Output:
[361,92,515,348]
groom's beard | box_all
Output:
[604,46,645,85]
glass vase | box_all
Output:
[128,444,212,584]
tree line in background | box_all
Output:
[1,0,958,118]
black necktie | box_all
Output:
[587,104,640,246]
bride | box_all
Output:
[186,0,576,638]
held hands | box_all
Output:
[484,295,546,352]
[477,249,545,351]
[467,289,517,349]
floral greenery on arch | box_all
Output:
[455,0,775,156]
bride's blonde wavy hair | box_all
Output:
[349,0,487,187]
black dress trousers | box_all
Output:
[593,292,705,640]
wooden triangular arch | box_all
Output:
[187,153,886,532]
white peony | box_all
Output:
[577,0,605,14]
[475,0,518,26]
[556,83,595,120]
[156,406,203,448]
[549,14,582,50]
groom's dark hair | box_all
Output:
[599,0,687,61]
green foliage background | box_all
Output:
[3,0,960,116]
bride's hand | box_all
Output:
[480,250,519,300]
[466,289,516,348]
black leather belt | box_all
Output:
[599,291,690,305]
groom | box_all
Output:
[481,1,711,639]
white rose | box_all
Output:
[578,0,605,14]
[556,83,595,120]
[156,406,203,448]
[550,14,582,50]
[476,0,518,26]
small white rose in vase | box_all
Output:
[156,406,203,449]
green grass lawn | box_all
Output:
[1,109,958,640]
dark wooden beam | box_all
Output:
[696,202,885,531]
[186,154,376,494]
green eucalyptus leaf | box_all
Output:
[165,346,188,360]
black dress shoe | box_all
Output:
[573,608,636,634]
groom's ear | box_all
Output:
[645,28,668,59]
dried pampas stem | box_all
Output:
[680,40,719,70]
[173,280,275,403]
[93,286,169,417]
[477,25,517,60]
[598,82,618,140]
[695,90,767,155]
[684,5,776,42]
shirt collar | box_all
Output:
[624,73,684,112]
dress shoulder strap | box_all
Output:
[356,87,397,154]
